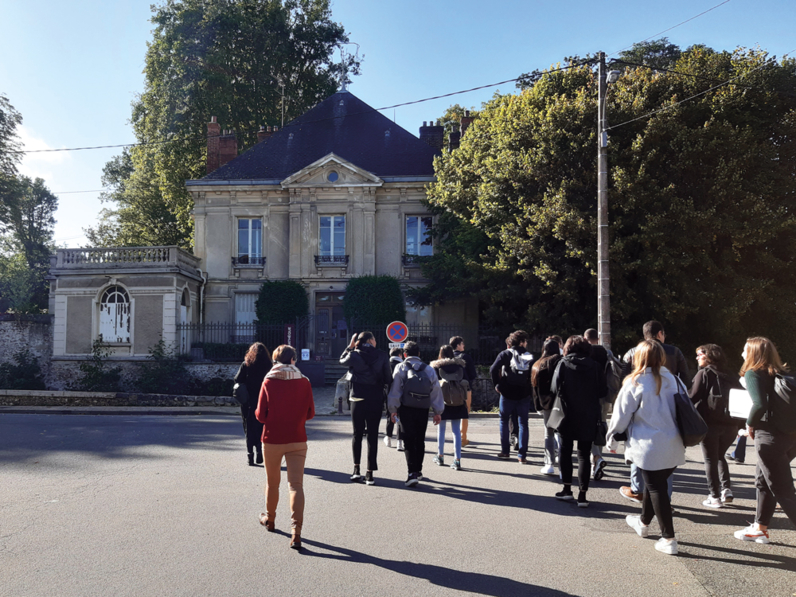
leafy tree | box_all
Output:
[419,46,796,361]
[0,176,58,312]
[343,275,405,324]
[615,38,683,71]
[0,93,22,176]
[0,348,46,390]
[88,0,361,248]
[255,280,309,324]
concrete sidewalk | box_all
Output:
[1,412,794,597]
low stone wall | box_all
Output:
[0,388,236,407]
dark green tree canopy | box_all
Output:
[0,93,22,177]
[88,0,361,249]
[256,280,309,324]
[419,45,796,360]
[344,275,406,324]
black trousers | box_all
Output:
[398,405,430,475]
[640,467,675,539]
[351,398,382,471]
[559,436,592,492]
[754,429,796,526]
[700,424,738,498]
[240,405,263,455]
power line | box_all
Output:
[606,50,794,131]
[14,62,592,156]
[607,0,732,58]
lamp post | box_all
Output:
[597,52,620,349]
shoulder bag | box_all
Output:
[673,376,708,447]
[232,382,249,407]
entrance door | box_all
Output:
[315,293,348,357]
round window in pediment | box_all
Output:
[327,170,339,182]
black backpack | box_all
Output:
[773,373,796,434]
[401,363,434,409]
[502,349,533,387]
[605,354,630,404]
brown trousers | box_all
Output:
[262,441,308,532]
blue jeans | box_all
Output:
[731,435,747,462]
[631,462,673,498]
[541,408,561,465]
[437,419,462,460]
[500,396,531,457]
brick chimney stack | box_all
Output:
[419,119,444,151]
[207,116,221,173]
[257,126,273,143]
[448,123,461,151]
[218,129,238,170]
[460,110,474,136]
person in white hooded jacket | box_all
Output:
[606,340,686,556]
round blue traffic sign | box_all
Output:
[386,321,409,343]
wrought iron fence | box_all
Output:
[177,322,285,361]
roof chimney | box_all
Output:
[207,116,221,173]
[448,123,461,151]
[257,126,272,143]
[419,119,444,152]
[218,129,238,170]
[460,110,474,136]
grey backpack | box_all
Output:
[401,363,433,409]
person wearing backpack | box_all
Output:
[606,340,685,555]
[451,336,477,447]
[733,337,796,545]
[431,345,470,471]
[585,328,611,481]
[532,339,563,475]
[490,330,534,463]
[384,348,404,450]
[549,335,607,507]
[340,331,391,486]
[689,344,743,508]
[387,341,444,487]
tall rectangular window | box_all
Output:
[320,215,346,256]
[237,218,262,264]
[406,216,433,256]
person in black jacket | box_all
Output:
[340,331,391,486]
[451,336,477,447]
[549,335,607,507]
[532,339,563,475]
[233,342,273,466]
[689,343,743,508]
[585,328,610,481]
[489,330,533,463]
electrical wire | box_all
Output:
[607,0,732,58]
[606,50,795,131]
[14,62,592,156]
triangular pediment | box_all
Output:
[281,153,383,188]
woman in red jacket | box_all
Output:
[255,345,315,550]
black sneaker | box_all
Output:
[577,491,589,508]
[350,466,362,482]
[555,489,575,501]
[405,472,419,487]
[365,471,375,486]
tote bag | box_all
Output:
[673,377,708,447]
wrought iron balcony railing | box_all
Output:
[231,256,266,266]
[314,255,349,266]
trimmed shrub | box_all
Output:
[343,275,405,324]
[0,348,46,390]
[134,340,191,395]
[255,280,309,324]
[73,339,122,392]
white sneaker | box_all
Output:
[702,496,723,509]
[721,488,734,503]
[654,538,678,555]
[626,515,649,538]
[396,440,404,451]
[540,464,556,475]
[734,524,770,544]
[383,435,392,448]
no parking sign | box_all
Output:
[386,321,408,349]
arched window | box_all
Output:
[99,286,131,343]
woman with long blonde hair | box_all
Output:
[606,340,685,555]
[733,337,796,545]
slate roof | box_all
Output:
[201,91,439,181]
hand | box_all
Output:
[747,426,755,440]
[348,334,357,349]
[391,413,398,424]
[494,386,500,393]
[432,414,441,425]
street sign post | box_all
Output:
[386,321,409,344]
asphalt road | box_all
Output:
[1,411,794,597]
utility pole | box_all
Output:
[597,51,611,349]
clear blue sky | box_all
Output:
[1,0,793,247]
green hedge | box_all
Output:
[255,280,309,324]
[344,275,405,324]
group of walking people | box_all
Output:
[233,321,796,556]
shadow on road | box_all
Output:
[299,540,574,596]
